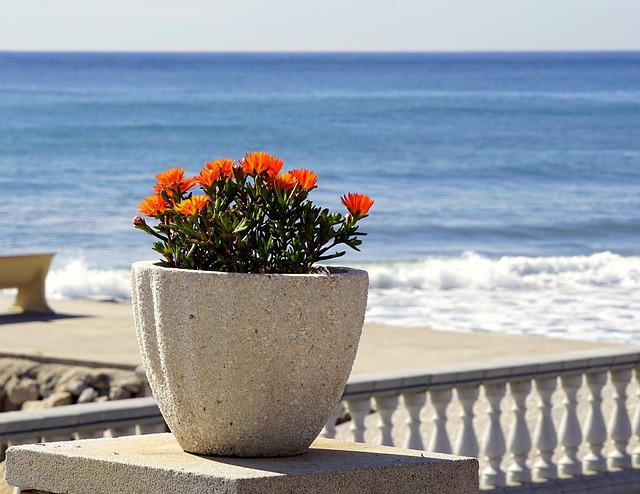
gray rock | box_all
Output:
[77,387,98,403]
[7,377,39,406]
[44,391,73,407]
[108,386,132,401]
[21,400,46,411]
[65,379,89,396]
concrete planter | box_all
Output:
[130,260,368,457]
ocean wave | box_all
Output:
[45,260,132,301]
[23,251,640,301]
[362,251,640,291]
[6,252,634,344]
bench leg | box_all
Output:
[11,272,53,313]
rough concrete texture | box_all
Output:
[131,261,369,457]
[6,433,479,494]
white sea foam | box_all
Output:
[26,252,640,344]
[361,252,640,344]
[45,260,132,302]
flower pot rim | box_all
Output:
[132,260,367,279]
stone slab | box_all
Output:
[6,433,479,494]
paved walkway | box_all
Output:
[0,295,623,373]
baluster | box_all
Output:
[107,425,137,438]
[402,391,426,450]
[454,385,479,458]
[533,375,558,481]
[346,397,371,443]
[633,365,640,468]
[75,429,106,440]
[506,379,532,484]
[136,421,169,435]
[374,395,399,447]
[481,381,507,488]
[319,402,344,439]
[607,367,632,470]
[583,370,608,474]
[41,432,74,443]
[428,387,452,454]
[558,372,583,477]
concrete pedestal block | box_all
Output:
[7,433,479,494]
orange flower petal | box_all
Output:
[340,193,374,219]
[175,195,209,215]
[275,172,298,192]
[155,167,196,194]
[206,158,236,179]
[290,169,318,190]
[196,167,221,188]
[138,194,168,217]
[241,151,283,178]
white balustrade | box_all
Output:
[428,387,453,454]
[345,397,371,443]
[506,379,532,484]
[402,391,426,450]
[319,402,344,440]
[481,381,507,488]
[608,367,633,470]
[532,376,558,481]
[374,395,399,446]
[454,385,479,458]
[583,370,608,473]
[558,372,583,477]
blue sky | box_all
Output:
[1,0,639,52]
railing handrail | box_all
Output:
[0,397,160,439]
[344,347,640,398]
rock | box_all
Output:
[6,377,39,406]
[21,400,47,411]
[108,386,132,401]
[0,358,143,412]
[44,391,73,407]
[40,386,55,399]
[65,379,89,396]
[77,387,98,403]
[95,396,109,403]
[86,371,110,390]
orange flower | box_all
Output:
[206,158,235,179]
[241,151,283,178]
[138,194,168,217]
[154,167,196,194]
[195,167,221,188]
[275,172,298,192]
[174,195,209,216]
[340,193,374,219]
[290,169,318,190]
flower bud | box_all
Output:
[133,216,146,227]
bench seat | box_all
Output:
[0,253,55,313]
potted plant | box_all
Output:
[132,152,373,457]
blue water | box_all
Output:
[1,52,639,342]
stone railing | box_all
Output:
[3,347,640,493]
[328,347,640,492]
[0,397,167,461]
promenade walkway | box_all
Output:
[0,294,622,373]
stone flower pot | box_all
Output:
[130,260,368,457]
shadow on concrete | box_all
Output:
[0,311,87,325]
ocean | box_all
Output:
[1,52,639,343]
